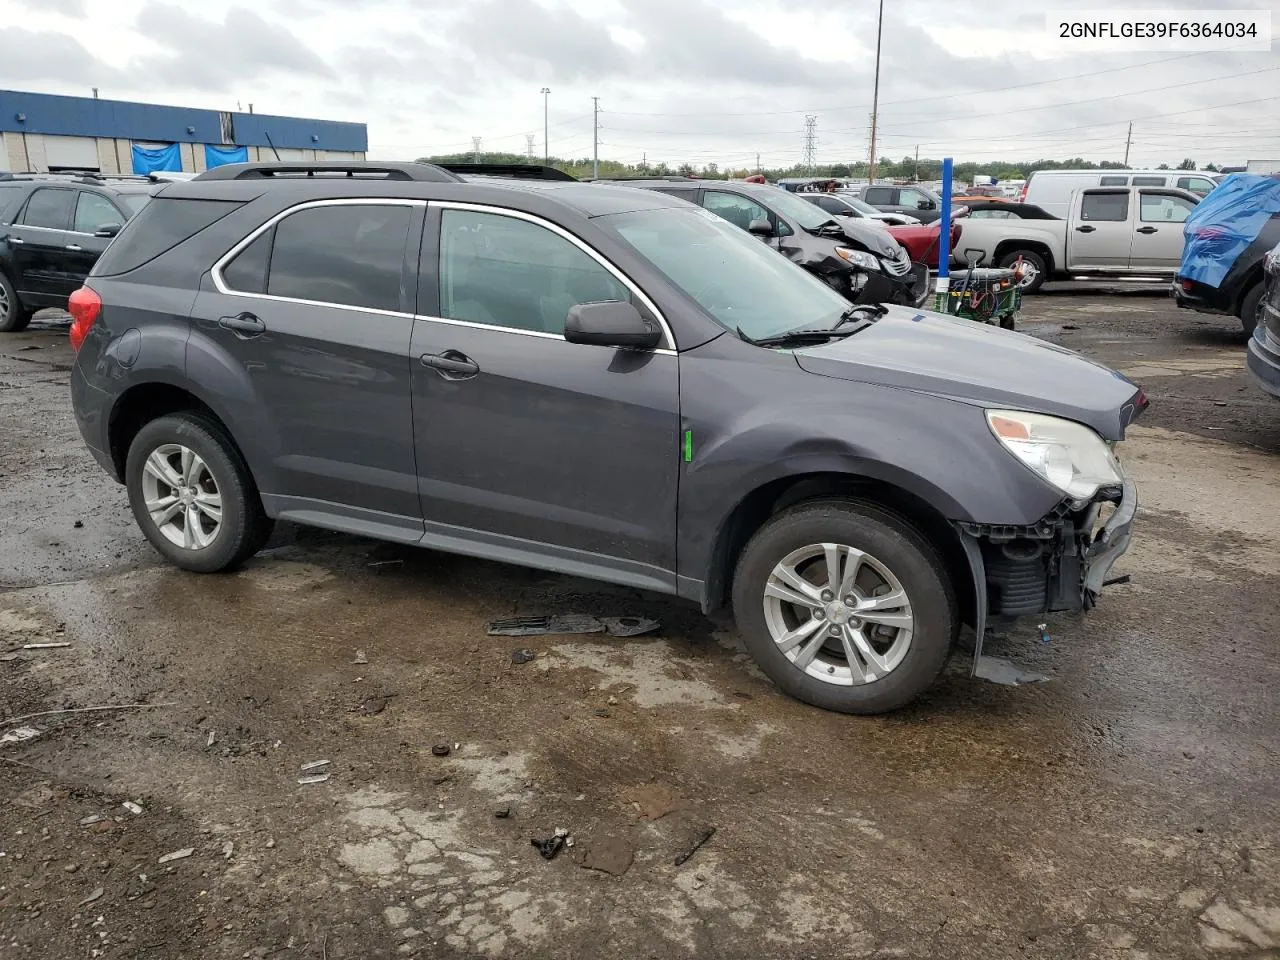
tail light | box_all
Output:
[1180,278,1194,291]
[1018,183,1028,201]
[68,285,101,352]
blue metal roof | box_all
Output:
[0,89,367,152]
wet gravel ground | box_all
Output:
[1,287,1278,960]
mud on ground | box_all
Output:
[2,288,1278,959]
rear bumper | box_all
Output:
[1246,323,1280,399]
[1172,277,1233,315]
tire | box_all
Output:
[731,498,957,715]
[125,413,273,573]
[0,272,32,333]
[1239,282,1262,337]
[998,249,1047,294]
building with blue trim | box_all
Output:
[1,89,367,175]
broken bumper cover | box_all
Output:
[1081,477,1137,605]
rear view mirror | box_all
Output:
[94,223,122,238]
[747,218,773,236]
[564,301,661,350]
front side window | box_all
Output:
[21,188,75,229]
[437,209,630,335]
[898,188,930,208]
[970,209,1017,219]
[1139,193,1195,223]
[266,204,412,312]
[73,192,125,234]
[702,191,770,231]
[1177,176,1216,195]
[1080,193,1129,222]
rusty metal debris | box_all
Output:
[487,615,659,638]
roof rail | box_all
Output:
[436,163,577,182]
[589,175,698,182]
[192,161,462,183]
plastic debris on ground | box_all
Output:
[77,887,104,907]
[300,759,331,772]
[431,743,451,757]
[510,648,537,665]
[974,655,1050,686]
[121,801,143,815]
[20,642,71,650]
[531,828,570,860]
[487,614,660,638]
[157,847,194,864]
[297,773,331,785]
[0,725,41,745]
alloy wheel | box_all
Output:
[762,542,914,685]
[140,443,223,549]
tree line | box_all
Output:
[421,152,1216,183]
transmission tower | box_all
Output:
[802,115,817,175]
[526,134,536,162]
[471,136,482,162]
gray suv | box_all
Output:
[69,161,1143,714]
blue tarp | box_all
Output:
[204,144,248,168]
[130,142,182,175]
[1180,173,1280,287]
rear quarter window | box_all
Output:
[0,184,25,220]
[92,197,243,276]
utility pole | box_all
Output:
[641,151,647,173]
[592,96,600,179]
[756,152,761,173]
[540,87,551,164]
[914,144,919,182]
[802,116,817,176]
[471,137,482,163]
[1123,121,1133,167]
[867,0,885,183]
[525,134,535,162]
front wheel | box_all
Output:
[1239,282,1262,337]
[998,249,1047,294]
[731,499,957,714]
[125,413,273,573]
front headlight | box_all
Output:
[986,410,1122,501]
[835,247,878,271]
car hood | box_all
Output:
[833,217,902,257]
[793,305,1144,440]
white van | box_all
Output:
[1024,169,1220,217]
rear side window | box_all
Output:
[1080,193,1129,221]
[221,229,272,294]
[1099,176,1129,186]
[93,197,243,276]
[21,188,75,229]
[863,187,894,204]
[1131,176,1165,186]
[265,204,412,312]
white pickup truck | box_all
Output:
[954,185,1200,292]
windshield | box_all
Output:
[605,206,851,340]
[838,194,883,216]
[749,185,839,232]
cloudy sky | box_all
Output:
[2,0,1278,169]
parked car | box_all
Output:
[0,172,158,332]
[846,184,946,223]
[1023,169,1220,217]
[958,201,1059,221]
[956,186,1201,292]
[1247,243,1280,398]
[800,192,922,227]
[607,178,929,307]
[884,220,962,268]
[68,160,1143,715]
[1173,174,1280,335]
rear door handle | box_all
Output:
[1135,226,1158,234]
[1076,225,1096,233]
[8,237,23,245]
[65,244,82,251]
[218,312,266,337]
[420,350,479,379]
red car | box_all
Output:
[885,220,963,268]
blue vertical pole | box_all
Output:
[934,156,953,311]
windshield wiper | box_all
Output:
[737,303,887,349]
[834,303,888,326]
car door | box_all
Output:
[1130,190,1197,270]
[8,186,77,300]
[193,198,424,537]
[410,203,680,591]
[66,189,127,285]
[1070,190,1133,269]
[897,187,935,218]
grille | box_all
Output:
[883,248,911,277]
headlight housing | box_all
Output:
[835,246,879,271]
[986,410,1123,501]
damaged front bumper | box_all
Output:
[955,476,1138,681]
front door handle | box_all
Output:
[1135,226,1158,234]
[65,244,82,251]
[8,237,24,245]
[420,350,479,379]
[1076,225,1096,233]
[218,312,266,337]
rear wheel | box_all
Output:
[125,413,273,573]
[731,499,957,714]
[998,249,1047,294]
[1239,282,1262,337]
[0,272,32,333]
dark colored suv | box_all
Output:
[1174,211,1280,335]
[0,173,159,331]
[848,184,945,223]
[1246,241,1280,398]
[69,161,1143,714]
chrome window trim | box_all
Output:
[413,312,676,356]
[210,197,425,317]
[432,200,676,351]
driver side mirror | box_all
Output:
[747,218,774,237]
[94,223,122,238]
[564,301,661,351]
[916,199,934,211]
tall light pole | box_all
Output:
[867,0,884,183]
[540,87,551,165]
